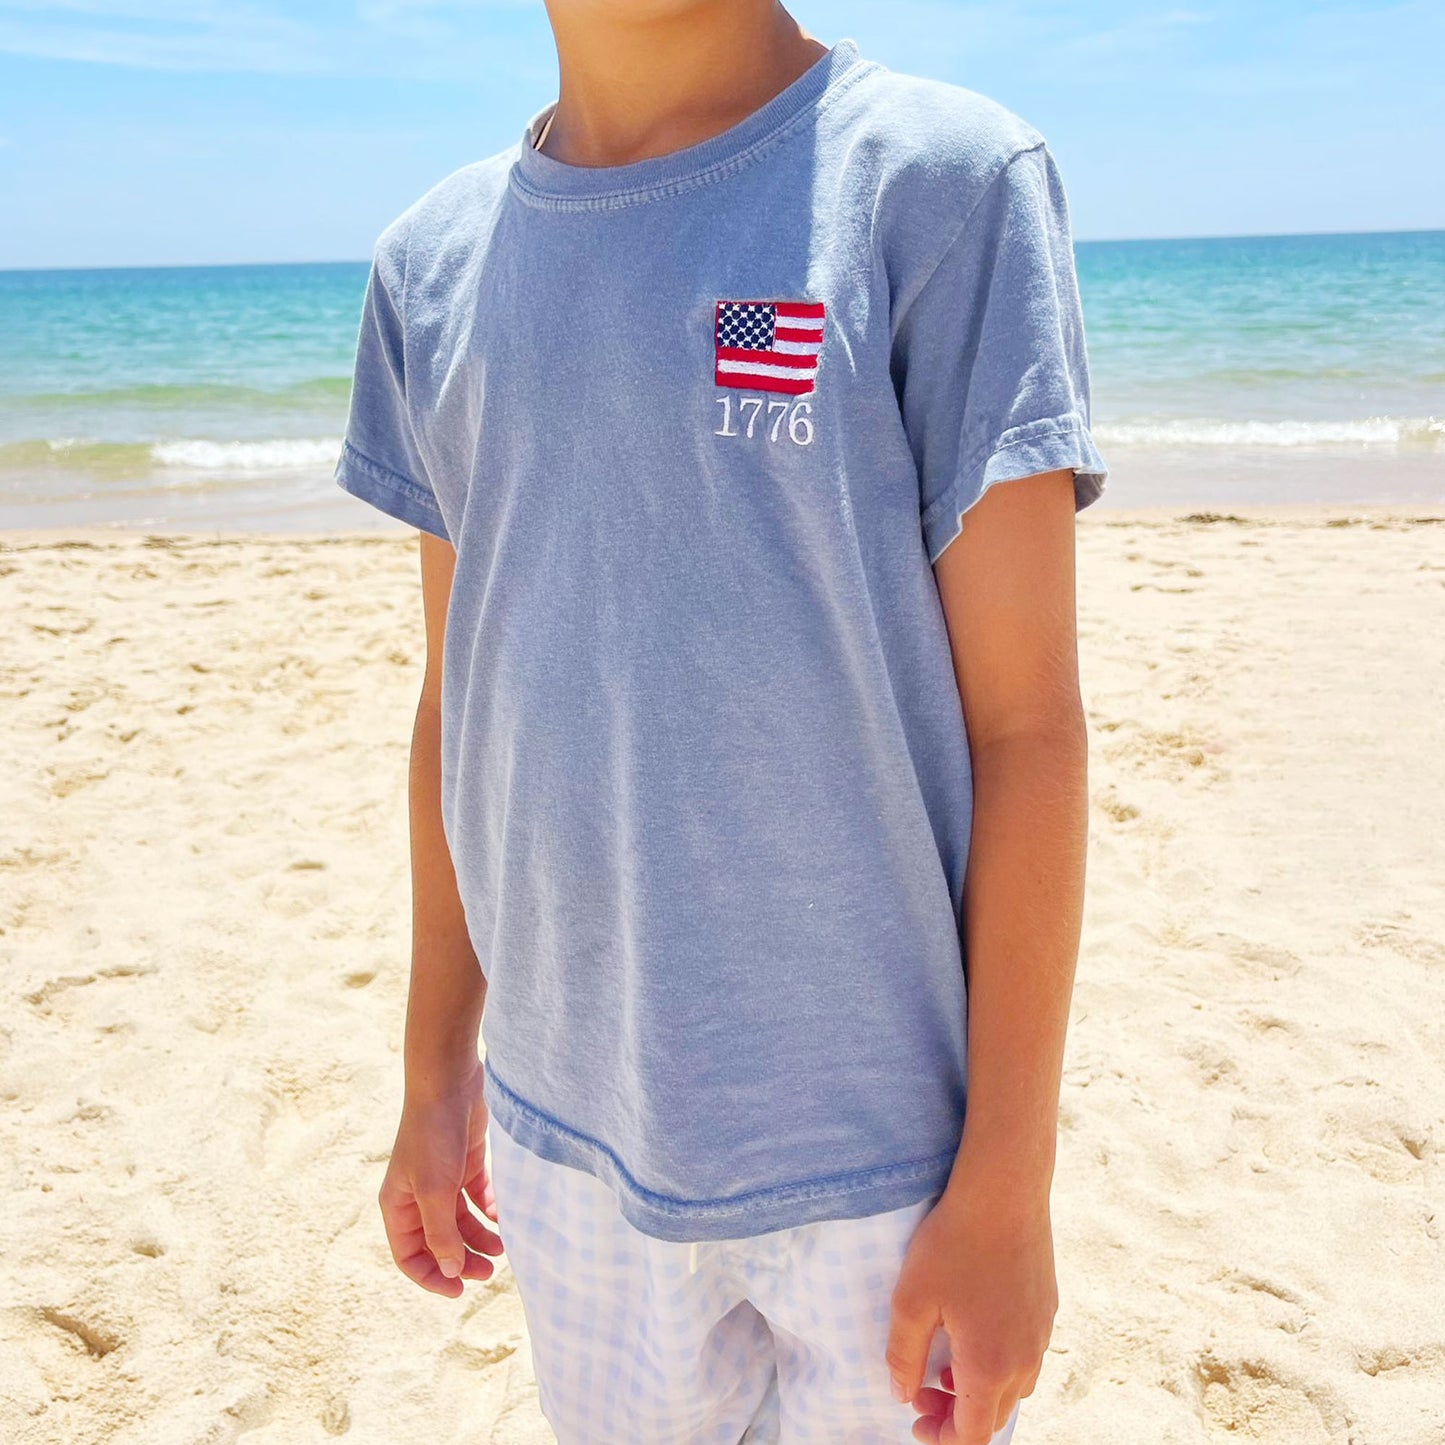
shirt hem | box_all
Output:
[334,438,451,542]
[922,413,1109,563]
[483,1060,958,1242]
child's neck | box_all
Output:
[540,0,826,168]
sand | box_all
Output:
[1,504,1442,1445]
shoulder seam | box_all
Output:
[389,207,419,438]
[394,206,418,319]
[894,137,1049,331]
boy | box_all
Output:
[337,4,1108,1442]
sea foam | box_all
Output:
[1095,417,1445,450]
[151,438,343,470]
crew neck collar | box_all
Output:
[511,37,872,209]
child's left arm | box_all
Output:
[885,464,1089,1444]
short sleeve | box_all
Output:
[891,142,1109,563]
[333,224,451,542]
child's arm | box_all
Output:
[886,467,1088,1442]
[404,532,486,1100]
[935,464,1088,1200]
[376,530,503,1298]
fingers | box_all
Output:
[479,1180,499,1222]
[912,1360,1017,1445]
[463,1156,501,1225]
[456,1196,505,1258]
[993,1394,1020,1436]
[379,1189,466,1298]
[911,1415,945,1445]
[885,1287,940,1406]
[380,1182,504,1294]
[414,1177,472,1280]
[947,1350,1009,1445]
[910,1385,954,1418]
[913,1397,1001,1445]
[377,1086,498,1298]
[950,1390,1003,1445]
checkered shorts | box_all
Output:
[487,1121,1023,1445]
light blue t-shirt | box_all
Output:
[336,36,1108,1242]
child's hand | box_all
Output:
[884,1176,1057,1444]
[377,1061,505,1297]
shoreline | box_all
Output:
[4,497,1444,551]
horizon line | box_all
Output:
[2,224,1442,275]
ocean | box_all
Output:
[1,229,1441,531]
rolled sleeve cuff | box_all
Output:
[334,438,451,542]
[921,413,1109,564]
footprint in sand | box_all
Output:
[1192,1350,1350,1440]
[1093,788,1141,824]
[1354,1343,1445,1379]
[1318,1089,1432,1182]
[1105,725,1224,780]
[1353,919,1445,968]
[319,1393,352,1436]
[34,1304,125,1359]
[1212,1268,1313,1335]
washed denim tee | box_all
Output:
[336,37,1108,1241]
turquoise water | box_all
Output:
[0,262,365,520]
[1,230,1442,529]
[1083,229,1444,445]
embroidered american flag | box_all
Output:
[714,299,825,395]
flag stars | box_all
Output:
[717,303,777,351]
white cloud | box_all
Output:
[1060,7,1212,59]
[798,1,1217,78]
[0,4,329,73]
[0,0,547,75]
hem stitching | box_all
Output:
[484,1059,958,1222]
[336,439,445,520]
[920,413,1103,531]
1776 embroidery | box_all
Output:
[714,299,825,395]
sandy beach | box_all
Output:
[2,503,1442,1445]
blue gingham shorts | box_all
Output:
[487,1120,1023,1444]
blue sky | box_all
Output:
[0,1,1440,268]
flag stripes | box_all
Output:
[714,299,825,394]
